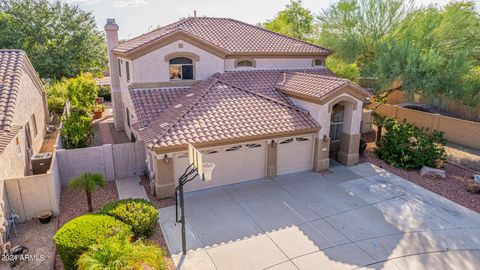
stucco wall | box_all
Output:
[224,57,325,71]
[132,40,224,83]
[290,92,364,138]
[0,69,47,221]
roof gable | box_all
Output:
[113,17,331,59]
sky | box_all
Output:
[63,0,480,40]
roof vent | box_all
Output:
[159,122,169,128]
[174,104,183,108]
[186,93,194,97]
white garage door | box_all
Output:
[173,142,266,192]
[277,135,314,175]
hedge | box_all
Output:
[100,198,159,238]
[53,214,132,270]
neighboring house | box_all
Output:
[0,50,49,216]
[104,17,371,197]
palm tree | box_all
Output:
[77,237,164,270]
[372,111,388,144]
[69,172,105,212]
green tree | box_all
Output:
[262,0,314,40]
[60,111,93,149]
[77,237,165,270]
[46,79,68,114]
[66,73,98,111]
[326,56,360,81]
[69,172,105,212]
[0,0,106,79]
[317,0,413,66]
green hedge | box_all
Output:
[53,214,132,270]
[100,199,158,238]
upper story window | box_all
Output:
[313,59,325,67]
[235,58,255,68]
[117,59,122,77]
[126,61,130,82]
[169,57,194,80]
[237,60,253,67]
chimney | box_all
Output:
[104,18,124,130]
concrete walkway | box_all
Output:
[115,176,149,200]
[158,162,480,270]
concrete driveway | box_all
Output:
[158,162,480,270]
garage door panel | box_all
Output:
[277,136,314,175]
[172,142,266,192]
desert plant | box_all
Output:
[100,199,158,238]
[60,111,93,149]
[69,173,106,212]
[94,104,106,112]
[371,110,388,143]
[53,214,132,270]
[77,236,165,270]
[375,119,447,170]
[66,73,98,111]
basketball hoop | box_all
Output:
[202,163,215,181]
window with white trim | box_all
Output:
[169,57,194,80]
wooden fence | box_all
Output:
[369,102,480,149]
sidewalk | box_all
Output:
[115,176,149,200]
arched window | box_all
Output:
[237,60,253,67]
[169,57,194,80]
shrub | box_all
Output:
[53,214,132,270]
[100,199,158,238]
[46,79,68,114]
[359,138,367,155]
[66,73,98,111]
[77,237,165,270]
[97,85,111,102]
[375,118,447,170]
[60,111,93,149]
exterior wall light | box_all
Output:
[163,154,169,163]
[271,140,277,148]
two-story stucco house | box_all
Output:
[104,17,371,198]
[0,50,49,214]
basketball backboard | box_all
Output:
[188,144,215,181]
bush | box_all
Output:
[100,199,159,238]
[66,73,98,111]
[97,85,111,102]
[46,80,68,114]
[359,138,367,155]
[375,119,447,170]
[77,237,165,270]
[60,111,93,149]
[53,214,132,270]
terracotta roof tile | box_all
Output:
[135,78,319,150]
[276,72,371,101]
[0,124,21,155]
[0,50,26,132]
[130,87,189,127]
[114,17,331,56]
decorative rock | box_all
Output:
[467,181,480,194]
[420,166,446,179]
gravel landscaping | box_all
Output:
[0,218,56,270]
[361,133,480,213]
[140,176,175,270]
[55,181,119,269]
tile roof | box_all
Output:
[130,87,189,127]
[0,125,21,155]
[114,17,331,56]
[0,50,25,132]
[276,72,371,101]
[135,78,319,150]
